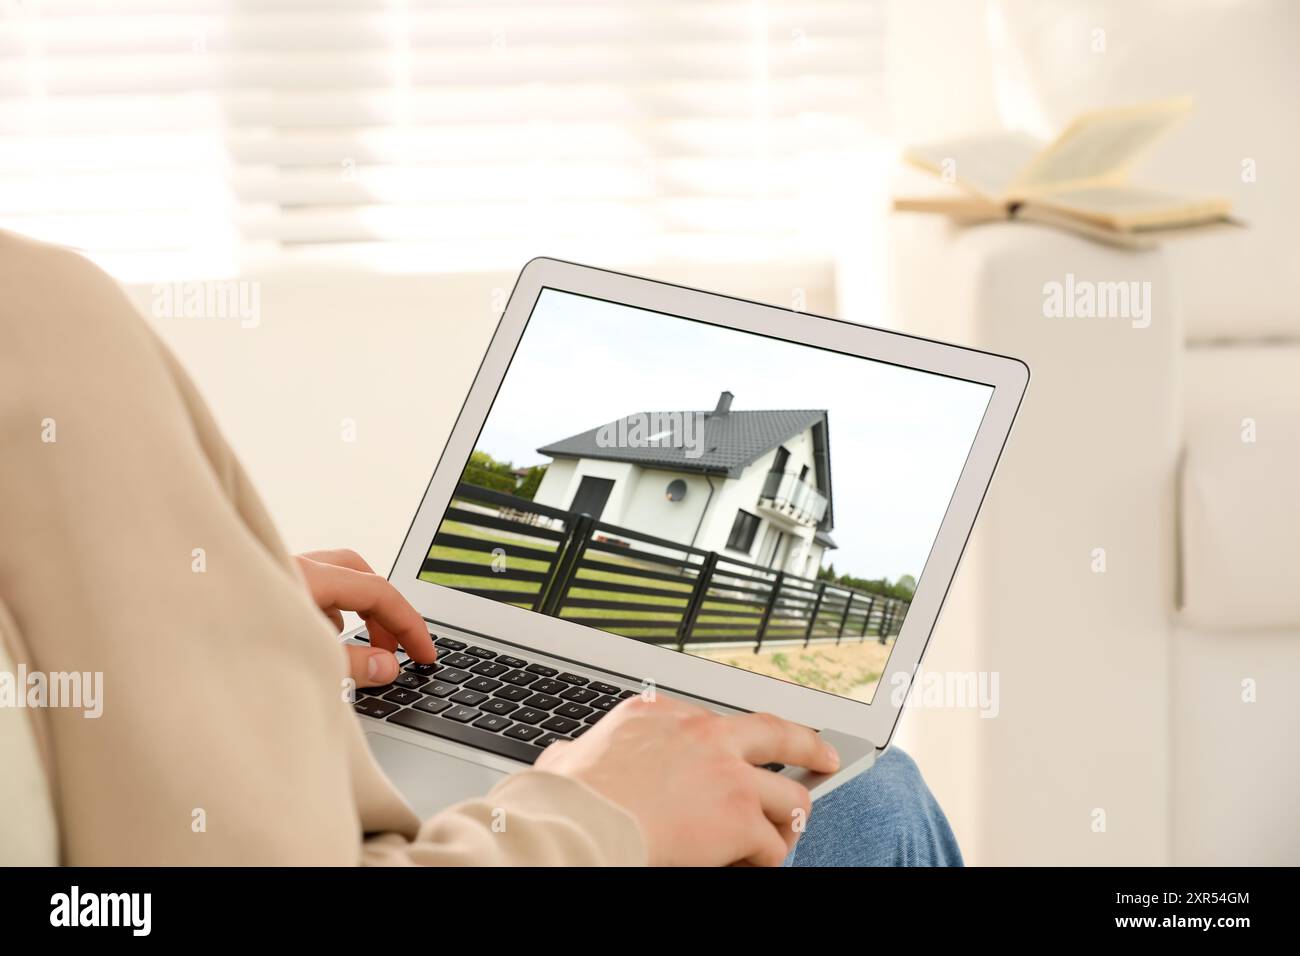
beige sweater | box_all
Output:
[0,231,646,865]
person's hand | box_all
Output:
[294,549,437,687]
[535,694,839,866]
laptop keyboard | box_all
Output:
[352,633,639,765]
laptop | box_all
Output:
[349,258,1028,819]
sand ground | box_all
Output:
[688,638,896,703]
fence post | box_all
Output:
[879,600,895,641]
[803,580,827,647]
[676,551,718,651]
[859,595,876,641]
[835,591,854,644]
[538,512,595,617]
[754,571,784,654]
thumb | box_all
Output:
[345,645,400,687]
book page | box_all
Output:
[904,132,1043,200]
[1031,184,1230,230]
[1009,97,1193,193]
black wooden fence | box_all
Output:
[421,482,909,653]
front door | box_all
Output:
[569,475,615,520]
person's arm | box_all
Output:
[0,229,833,866]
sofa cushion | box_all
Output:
[988,0,1300,343]
[1180,345,1300,629]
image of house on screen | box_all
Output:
[531,391,837,579]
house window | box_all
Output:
[771,446,791,475]
[726,509,761,553]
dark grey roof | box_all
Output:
[813,530,838,550]
[537,409,825,479]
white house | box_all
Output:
[531,391,837,579]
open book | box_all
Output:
[894,98,1236,245]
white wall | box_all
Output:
[699,434,820,571]
[618,468,717,548]
[531,458,576,511]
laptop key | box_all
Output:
[423,680,459,698]
[555,672,588,686]
[591,695,621,711]
[512,707,548,725]
[583,710,606,725]
[470,661,508,678]
[492,685,531,702]
[559,686,599,704]
[436,667,472,684]
[355,699,401,719]
[495,656,527,669]
[540,716,580,734]
[618,689,638,699]
[394,673,429,689]
[413,697,453,716]
[480,699,519,716]
[382,688,423,706]
[501,669,536,687]
[530,678,567,696]
[570,726,590,739]
[524,693,562,710]
[434,637,467,651]
[465,676,503,693]
[440,652,480,669]
[525,663,558,678]
[404,662,440,676]
[473,714,512,733]
[386,708,539,765]
[442,705,480,723]
[450,689,488,707]
[504,723,544,742]
[534,733,567,748]
[554,702,593,720]
[587,682,620,696]
[465,646,497,659]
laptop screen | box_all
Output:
[422,288,993,706]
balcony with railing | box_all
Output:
[757,470,828,527]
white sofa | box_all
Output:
[885,0,1300,864]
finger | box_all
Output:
[301,550,375,632]
[738,803,794,867]
[749,766,812,854]
[300,549,376,574]
[720,712,839,773]
[302,561,437,663]
[344,644,400,687]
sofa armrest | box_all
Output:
[885,215,1183,864]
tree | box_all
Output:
[516,465,546,500]
[462,450,518,493]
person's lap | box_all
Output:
[784,748,963,867]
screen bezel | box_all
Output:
[389,258,1028,747]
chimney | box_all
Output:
[713,390,734,415]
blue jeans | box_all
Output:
[784,748,963,866]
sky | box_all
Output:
[470,289,992,583]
